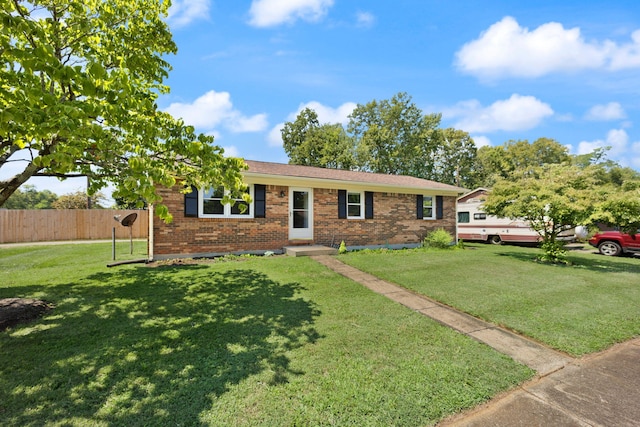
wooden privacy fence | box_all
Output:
[0,209,148,244]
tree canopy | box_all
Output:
[483,163,602,263]
[281,108,355,169]
[281,92,478,187]
[0,0,246,221]
[2,184,58,209]
[474,138,570,186]
[51,190,105,209]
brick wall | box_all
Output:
[153,185,457,258]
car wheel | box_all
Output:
[488,235,502,245]
[598,241,622,256]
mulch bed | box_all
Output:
[0,298,54,332]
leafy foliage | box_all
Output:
[2,184,58,209]
[474,138,570,187]
[281,93,478,187]
[423,228,454,249]
[281,108,355,169]
[0,0,245,220]
[51,190,105,209]
[483,164,601,263]
[590,190,640,234]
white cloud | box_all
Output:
[455,16,640,79]
[268,124,285,147]
[444,94,554,133]
[356,11,375,28]
[455,17,606,79]
[248,0,334,28]
[165,90,268,134]
[295,101,357,124]
[267,101,356,147]
[167,0,210,28]
[577,129,630,159]
[609,30,640,70]
[221,145,240,158]
[471,135,492,148]
[584,102,626,121]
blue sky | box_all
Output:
[15,0,640,198]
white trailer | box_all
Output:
[456,188,579,245]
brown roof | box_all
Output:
[244,160,464,193]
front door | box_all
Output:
[289,188,313,240]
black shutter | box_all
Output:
[436,195,444,220]
[416,195,424,219]
[338,190,347,219]
[365,191,374,219]
[184,185,198,217]
[254,184,266,218]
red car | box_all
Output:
[588,230,640,256]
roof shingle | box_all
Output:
[244,160,464,193]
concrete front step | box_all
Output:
[285,245,337,257]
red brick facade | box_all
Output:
[152,185,457,258]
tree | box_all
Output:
[51,190,105,209]
[281,108,355,169]
[430,128,478,188]
[473,138,570,187]
[3,184,58,209]
[483,164,600,263]
[591,190,640,234]
[282,93,479,185]
[0,0,246,221]
[348,92,442,176]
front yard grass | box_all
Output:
[0,243,532,426]
[341,244,640,357]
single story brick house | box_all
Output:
[149,160,465,260]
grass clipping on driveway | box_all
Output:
[342,244,640,357]
[1,243,531,426]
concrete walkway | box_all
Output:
[312,255,571,375]
[311,255,640,427]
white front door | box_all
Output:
[289,188,313,240]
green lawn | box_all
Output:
[341,244,640,357]
[0,243,531,426]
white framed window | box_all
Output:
[422,196,435,220]
[199,185,252,218]
[347,191,364,219]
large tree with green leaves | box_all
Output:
[0,0,246,221]
[281,93,480,186]
[474,138,570,187]
[281,108,355,169]
[483,163,601,263]
[430,128,478,188]
[347,92,442,176]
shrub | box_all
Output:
[423,229,454,249]
[538,240,569,264]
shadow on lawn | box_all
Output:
[1,264,321,425]
[497,249,640,274]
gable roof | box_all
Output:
[243,160,465,196]
[458,187,489,203]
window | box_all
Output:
[339,190,373,219]
[458,211,470,223]
[473,213,487,220]
[422,196,435,219]
[347,191,363,218]
[200,185,252,218]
